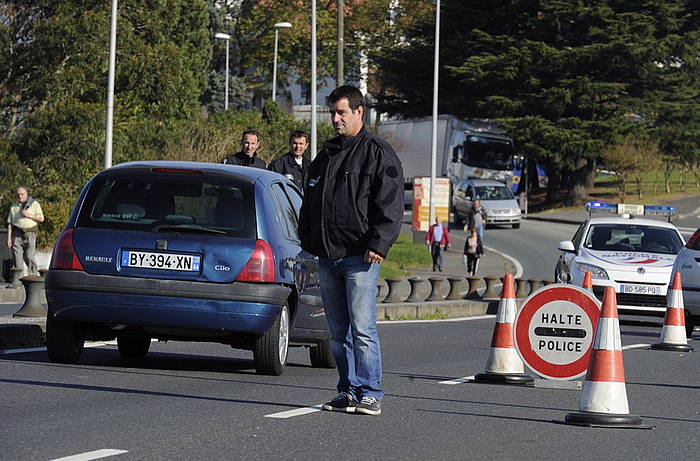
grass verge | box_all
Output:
[380,234,432,279]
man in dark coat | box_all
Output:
[299,85,404,416]
[222,129,266,169]
[268,130,310,189]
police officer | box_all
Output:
[222,129,266,169]
[268,130,310,189]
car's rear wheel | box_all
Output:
[117,335,151,357]
[253,305,289,375]
[310,338,336,368]
[46,311,84,364]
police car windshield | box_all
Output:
[584,224,683,254]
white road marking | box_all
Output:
[265,405,323,419]
[622,343,650,350]
[484,245,523,278]
[379,315,495,325]
[51,449,128,461]
[677,205,700,220]
[438,375,475,385]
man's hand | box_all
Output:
[365,250,384,264]
[6,238,11,249]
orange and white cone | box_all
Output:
[565,287,646,428]
[651,272,694,352]
[582,271,593,293]
[475,273,534,385]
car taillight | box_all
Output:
[686,228,700,249]
[236,240,275,282]
[50,228,84,271]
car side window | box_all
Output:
[285,183,303,218]
[571,223,586,248]
[270,183,300,242]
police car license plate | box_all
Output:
[122,250,201,272]
[620,284,661,295]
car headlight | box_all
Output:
[575,262,609,280]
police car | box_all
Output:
[555,202,685,318]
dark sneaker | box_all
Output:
[321,392,358,412]
[355,396,381,415]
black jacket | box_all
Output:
[222,151,267,169]
[299,127,404,259]
[268,153,309,189]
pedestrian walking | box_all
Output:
[463,227,483,276]
[222,129,266,169]
[299,85,403,416]
[6,186,44,278]
[468,199,486,242]
[425,215,451,272]
[268,130,310,189]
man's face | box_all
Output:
[474,200,481,208]
[290,136,308,159]
[17,188,27,204]
[241,134,259,157]
[330,98,363,137]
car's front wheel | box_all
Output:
[310,338,336,368]
[117,335,151,357]
[46,310,84,364]
[253,305,289,375]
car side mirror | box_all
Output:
[558,240,576,252]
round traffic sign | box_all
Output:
[514,284,601,380]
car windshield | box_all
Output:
[583,224,683,254]
[76,173,256,238]
[474,185,514,201]
[462,136,514,170]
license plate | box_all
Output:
[121,250,201,272]
[620,284,662,295]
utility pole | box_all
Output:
[337,0,344,86]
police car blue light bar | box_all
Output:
[584,201,676,218]
[584,201,618,213]
[644,205,677,216]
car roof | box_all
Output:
[586,216,679,230]
[103,160,284,184]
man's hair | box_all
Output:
[241,129,259,142]
[289,130,309,143]
[328,85,365,111]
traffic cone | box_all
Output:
[582,271,593,293]
[651,273,694,352]
[565,287,647,428]
[475,273,534,385]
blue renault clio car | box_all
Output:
[45,161,333,375]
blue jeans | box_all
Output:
[319,256,383,400]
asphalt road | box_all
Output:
[1,317,698,460]
[482,219,576,281]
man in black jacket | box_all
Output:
[222,129,266,169]
[268,130,309,189]
[299,85,403,416]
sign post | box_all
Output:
[514,284,601,381]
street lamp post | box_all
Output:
[272,22,292,102]
[104,0,118,170]
[214,32,231,111]
[429,0,441,225]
